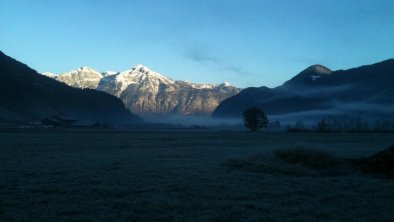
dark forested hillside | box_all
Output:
[0,51,141,124]
[213,59,394,122]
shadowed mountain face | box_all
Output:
[0,51,141,124]
[47,65,240,117]
[212,59,394,122]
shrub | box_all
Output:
[225,148,347,176]
[351,145,394,178]
[225,155,311,176]
[274,148,340,170]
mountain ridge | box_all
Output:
[0,51,141,124]
[212,59,394,122]
[46,64,241,116]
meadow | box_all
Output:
[1,129,394,221]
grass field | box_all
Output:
[1,129,394,221]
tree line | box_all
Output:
[242,107,394,133]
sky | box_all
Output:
[1,0,393,88]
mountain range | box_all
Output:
[2,50,393,125]
[0,51,141,124]
[45,65,240,117]
[212,59,394,123]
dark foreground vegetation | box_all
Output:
[1,129,394,221]
[226,146,394,178]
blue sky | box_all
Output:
[1,0,393,88]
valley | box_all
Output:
[1,1,393,221]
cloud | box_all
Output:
[187,48,219,64]
[185,47,253,77]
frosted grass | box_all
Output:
[1,130,394,221]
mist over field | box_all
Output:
[144,115,242,127]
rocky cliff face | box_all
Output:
[46,65,240,116]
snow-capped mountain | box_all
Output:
[97,64,175,97]
[44,65,240,116]
[52,67,103,89]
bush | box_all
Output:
[225,148,347,176]
[351,145,394,178]
[274,148,340,170]
[225,155,311,176]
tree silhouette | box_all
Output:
[316,118,328,132]
[242,107,268,131]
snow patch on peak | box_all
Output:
[217,82,231,87]
[97,65,180,97]
[56,67,103,89]
[77,66,97,73]
[192,83,215,89]
[311,75,322,81]
[176,81,234,90]
[132,64,151,74]
[61,67,102,78]
[102,71,118,77]
[41,72,57,78]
